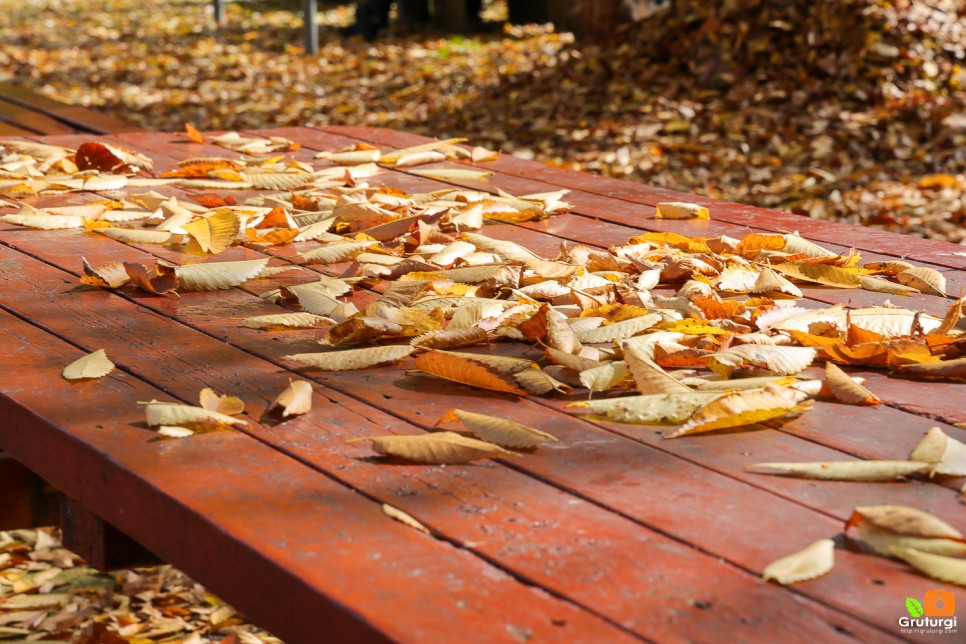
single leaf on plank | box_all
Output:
[889,547,966,587]
[567,391,724,425]
[666,385,811,438]
[654,201,709,220]
[747,460,929,481]
[198,388,245,416]
[75,141,154,173]
[285,345,415,371]
[62,349,114,381]
[184,123,205,143]
[409,168,492,182]
[437,409,557,448]
[0,214,84,229]
[762,539,835,585]
[80,257,130,288]
[823,362,880,405]
[175,258,270,291]
[317,149,382,165]
[141,401,247,430]
[897,267,947,297]
[270,380,313,417]
[845,505,966,557]
[909,427,966,477]
[158,425,195,439]
[413,350,528,395]
[242,312,334,330]
[345,431,513,464]
[382,504,430,535]
[937,295,965,335]
[896,357,966,381]
[124,261,179,297]
[471,146,499,163]
[379,138,467,163]
[95,227,179,245]
[394,150,446,167]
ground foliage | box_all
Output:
[1,0,965,241]
[0,528,280,643]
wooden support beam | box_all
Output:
[0,453,60,531]
[60,496,161,571]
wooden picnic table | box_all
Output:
[0,126,964,642]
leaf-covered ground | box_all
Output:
[1,0,965,243]
[0,528,280,642]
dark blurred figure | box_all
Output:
[341,0,483,40]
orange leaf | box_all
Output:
[413,350,528,395]
[75,141,153,174]
[185,123,205,144]
[846,323,885,346]
[691,296,746,321]
[189,193,237,207]
[123,261,179,298]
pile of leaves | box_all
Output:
[0,0,964,242]
[0,528,279,643]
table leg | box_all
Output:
[302,0,319,55]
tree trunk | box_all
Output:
[570,0,665,39]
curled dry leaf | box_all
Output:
[413,350,528,395]
[270,380,313,417]
[75,141,154,173]
[95,227,178,245]
[573,314,662,344]
[242,312,334,330]
[198,388,245,416]
[345,431,513,464]
[285,345,414,371]
[909,427,966,477]
[667,385,810,438]
[80,257,130,288]
[183,210,239,255]
[513,368,572,395]
[888,547,966,587]
[623,343,690,395]
[382,504,431,535]
[897,357,966,381]
[124,261,179,297]
[409,168,493,182]
[823,362,880,405]
[142,401,248,430]
[896,267,947,297]
[846,505,966,557]
[747,460,929,481]
[62,349,115,381]
[175,258,270,291]
[1,213,84,229]
[654,201,709,220]
[411,327,489,350]
[579,361,630,393]
[762,539,835,585]
[437,408,557,449]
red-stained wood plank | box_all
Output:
[0,452,59,530]
[320,126,966,271]
[0,307,625,643]
[0,240,899,643]
[0,85,137,135]
[0,230,957,642]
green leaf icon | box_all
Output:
[906,597,924,618]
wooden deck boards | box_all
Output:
[0,128,963,643]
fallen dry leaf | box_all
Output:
[747,460,929,481]
[382,503,431,535]
[762,539,835,585]
[822,362,881,405]
[436,408,557,449]
[285,345,415,371]
[908,427,966,477]
[345,431,513,464]
[270,380,313,417]
[62,349,114,381]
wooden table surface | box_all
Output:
[0,126,964,643]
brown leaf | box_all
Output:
[123,261,179,297]
[413,350,529,395]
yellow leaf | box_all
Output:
[628,231,709,253]
[62,349,114,381]
[382,504,431,534]
[183,210,239,255]
[657,319,731,336]
[141,401,247,430]
[241,312,333,330]
[889,547,966,587]
[437,409,557,448]
[666,386,810,438]
[708,345,816,377]
[567,391,723,424]
[771,262,862,288]
[270,380,313,417]
[198,388,245,416]
[762,539,835,585]
[345,431,513,464]
[175,258,270,291]
[896,266,947,297]
[823,362,881,405]
[654,202,710,220]
[409,168,493,181]
[747,460,928,481]
[285,345,415,371]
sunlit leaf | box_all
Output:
[346,431,513,464]
[436,408,557,448]
[748,460,929,481]
[762,539,835,585]
[270,380,313,417]
[62,349,114,381]
[285,345,415,371]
